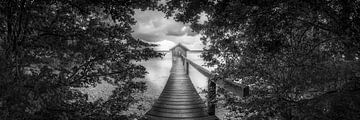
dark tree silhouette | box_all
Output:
[161,0,360,119]
[0,0,161,119]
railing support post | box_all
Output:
[186,62,189,75]
[207,79,216,115]
[182,57,185,65]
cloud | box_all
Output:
[184,27,198,36]
[132,9,204,50]
[165,26,198,37]
[135,33,160,42]
[166,25,187,36]
[152,40,176,51]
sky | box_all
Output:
[131,9,207,51]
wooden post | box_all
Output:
[186,62,189,75]
[182,58,185,65]
[207,79,216,115]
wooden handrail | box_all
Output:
[180,55,249,97]
[183,57,213,78]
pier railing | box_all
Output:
[180,55,249,115]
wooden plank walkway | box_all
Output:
[145,57,218,120]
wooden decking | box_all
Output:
[145,57,218,120]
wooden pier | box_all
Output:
[145,57,218,120]
[145,44,249,120]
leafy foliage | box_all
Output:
[162,0,360,119]
[0,0,161,119]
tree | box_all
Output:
[162,0,360,119]
[0,0,161,119]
